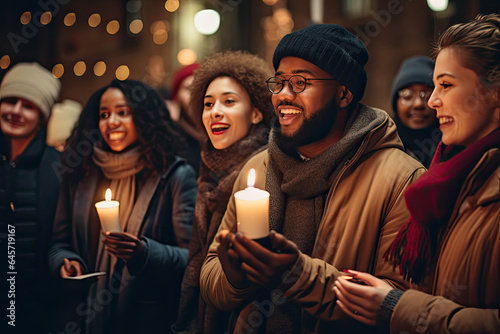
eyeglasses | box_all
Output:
[398,88,433,106]
[266,75,336,94]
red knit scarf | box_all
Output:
[385,128,500,284]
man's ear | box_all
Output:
[337,86,353,108]
[251,107,263,124]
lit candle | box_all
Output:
[234,169,270,239]
[95,188,121,232]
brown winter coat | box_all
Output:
[391,148,500,334]
[200,107,426,333]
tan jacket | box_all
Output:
[200,109,426,333]
[392,148,500,334]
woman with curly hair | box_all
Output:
[334,13,500,333]
[49,79,197,333]
[172,51,273,334]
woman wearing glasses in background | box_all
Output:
[335,14,500,333]
[391,56,440,168]
[172,50,272,334]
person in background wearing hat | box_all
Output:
[46,99,82,152]
[391,56,441,168]
[200,24,426,333]
[0,62,61,332]
[166,63,204,175]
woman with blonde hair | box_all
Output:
[335,13,500,333]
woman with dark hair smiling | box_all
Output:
[49,79,197,334]
[335,14,500,333]
[173,50,273,334]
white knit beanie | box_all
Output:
[0,62,61,121]
[46,99,82,147]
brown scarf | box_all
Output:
[174,123,269,334]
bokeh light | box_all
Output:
[93,61,107,77]
[88,13,101,27]
[165,0,180,12]
[74,61,86,76]
[150,20,170,34]
[263,0,279,5]
[20,12,31,25]
[64,13,76,26]
[177,49,197,66]
[40,12,52,25]
[52,64,64,79]
[115,65,130,80]
[194,9,220,35]
[106,20,120,35]
[427,0,448,11]
[153,30,168,45]
[129,19,143,34]
[0,55,11,70]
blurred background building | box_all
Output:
[1,0,498,114]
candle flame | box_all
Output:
[247,168,256,187]
[105,188,112,201]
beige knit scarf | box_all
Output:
[92,144,144,228]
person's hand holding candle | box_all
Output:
[103,232,146,262]
[230,230,300,289]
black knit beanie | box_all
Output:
[391,56,434,114]
[273,24,368,103]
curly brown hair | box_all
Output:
[189,50,274,133]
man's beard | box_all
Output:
[272,96,338,155]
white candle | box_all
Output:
[234,169,270,239]
[95,188,121,232]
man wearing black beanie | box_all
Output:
[200,24,425,333]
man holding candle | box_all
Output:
[200,24,426,333]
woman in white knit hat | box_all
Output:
[0,62,61,333]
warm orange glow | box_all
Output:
[88,13,101,27]
[129,19,143,34]
[40,12,52,25]
[106,20,120,34]
[263,0,278,5]
[74,61,86,76]
[150,20,170,34]
[165,0,180,12]
[115,65,130,81]
[177,49,197,66]
[0,55,11,70]
[153,30,168,45]
[64,13,76,26]
[20,12,31,25]
[52,64,64,78]
[93,61,106,76]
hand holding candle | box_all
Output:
[95,188,121,232]
[234,169,270,239]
